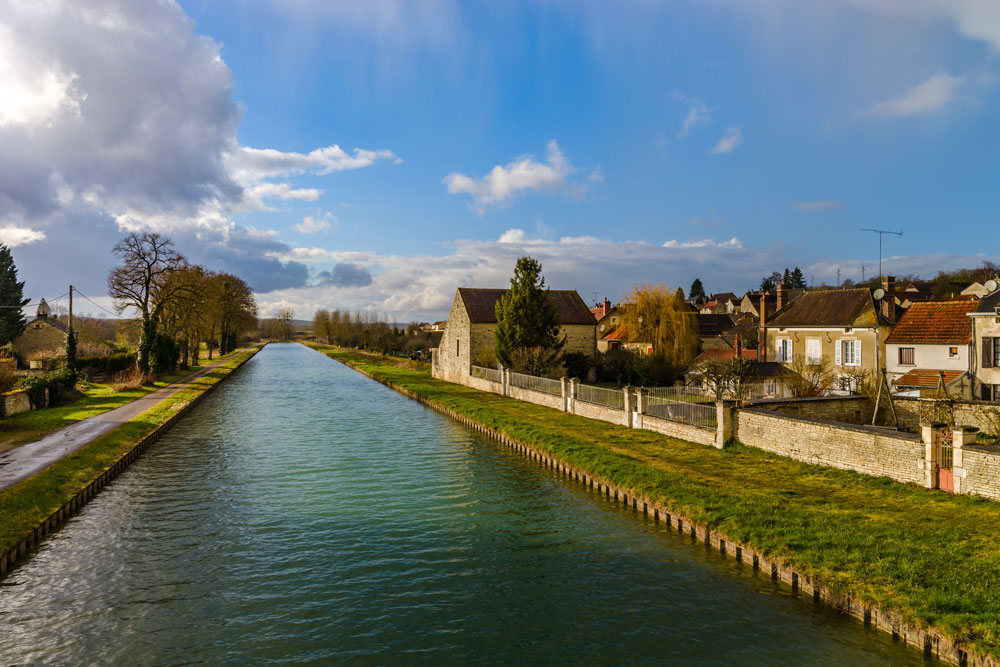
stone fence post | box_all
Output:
[951,426,979,495]
[635,388,647,429]
[570,378,580,415]
[921,422,946,489]
[623,385,633,428]
[502,368,510,397]
[715,400,732,450]
[561,377,569,412]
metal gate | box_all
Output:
[936,428,954,492]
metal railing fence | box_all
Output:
[643,389,717,428]
[470,365,502,384]
[509,371,562,396]
[576,383,625,410]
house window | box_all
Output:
[898,347,915,366]
[806,339,821,364]
[995,340,1000,369]
[777,338,793,363]
[456,339,460,356]
[984,384,994,401]
[949,347,959,358]
[839,339,861,366]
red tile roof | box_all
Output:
[692,348,758,364]
[893,369,965,389]
[885,300,975,345]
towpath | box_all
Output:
[0,355,237,492]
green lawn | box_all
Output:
[309,343,1000,660]
[0,349,250,456]
[0,346,260,559]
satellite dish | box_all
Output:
[599,324,605,332]
[873,288,885,300]
[986,279,998,293]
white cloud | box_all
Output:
[497,229,527,243]
[863,72,964,118]
[229,145,400,181]
[293,211,337,235]
[662,237,743,249]
[444,140,593,213]
[0,225,46,247]
[842,0,1000,51]
[675,94,712,138]
[791,201,844,210]
[710,126,742,154]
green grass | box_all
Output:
[0,345,261,559]
[0,350,247,455]
[309,342,1000,659]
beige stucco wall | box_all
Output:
[764,326,889,390]
[973,315,1000,396]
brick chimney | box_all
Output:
[735,332,742,359]
[758,293,767,362]
[603,296,611,315]
[880,275,896,321]
[776,281,787,312]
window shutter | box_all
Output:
[788,340,793,363]
[855,340,862,366]
[835,340,842,366]
[985,337,994,369]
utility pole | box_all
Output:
[836,267,841,286]
[860,228,903,279]
[861,265,865,282]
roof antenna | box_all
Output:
[860,228,903,279]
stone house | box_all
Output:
[885,300,977,399]
[970,287,1000,401]
[594,301,623,352]
[12,299,67,360]
[761,280,898,391]
[432,287,597,383]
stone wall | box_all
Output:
[748,396,875,425]
[433,294,470,384]
[1,390,33,418]
[638,413,716,446]
[573,398,629,426]
[894,397,1000,436]
[508,384,563,411]
[959,444,1000,500]
[465,375,502,395]
[734,409,925,485]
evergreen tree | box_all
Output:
[494,256,565,374]
[783,268,791,285]
[789,267,806,288]
[0,244,29,345]
[65,327,77,372]
[689,278,706,300]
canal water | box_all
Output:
[0,343,927,665]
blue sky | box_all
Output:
[1,1,998,319]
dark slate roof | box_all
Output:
[457,287,596,325]
[752,361,786,378]
[696,314,737,337]
[885,300,975,345]
[973,290,1000,315]
[767,288,888,328]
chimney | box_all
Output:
[735,332,742,359]
[776,281,787,312]
[758,293,767,362]
[604,296,611,315]
[881,275,896,321]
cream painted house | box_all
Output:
[761,283,897,392]
[970,288,1000,401]
[432,287,597,383]
[885,300,976,398]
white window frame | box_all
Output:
[777,338,793,363]
[840,339,861,367]
[806,338,821,364]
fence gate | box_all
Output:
[936,428,954,492]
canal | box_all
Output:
[0,343,927,664]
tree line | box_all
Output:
[108,232,258,374]
[312,308,441,357]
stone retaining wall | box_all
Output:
[748,396,875,425]
[735,409,925,485]
[959,444,1000,500]
[638,412,717,446]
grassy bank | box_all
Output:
[0,364,213,456]
[0,345,261,557]
[310,343,1000,660]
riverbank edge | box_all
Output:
[316,345,989,667]
[0,344,263,577]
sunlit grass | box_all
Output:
[310,342,1000,659]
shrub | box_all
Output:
[149,333,178,374]
[16,376,48,407]
[0,364,17,394]
[77,352,135,375]
[111,367,153,392]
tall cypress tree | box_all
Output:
[494,256,565,374]
[0,244,29,345]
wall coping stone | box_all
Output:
[739,407,922,441]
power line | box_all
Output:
[72,289,122,318]
[0,292,69,308]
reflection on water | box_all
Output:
[0,344,929,665]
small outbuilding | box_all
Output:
[432,287,596,383]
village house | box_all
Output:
[432,287,596,383]
[885,300,977,398]
[686,345,791,398]
[761,279,898,390]
[11,299,67,361]
[970,286,1000,401]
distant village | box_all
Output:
[427,263,1000,402]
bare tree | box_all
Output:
[107,233,188,372]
